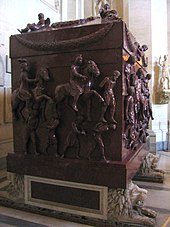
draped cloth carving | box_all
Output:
[15,23,114,51]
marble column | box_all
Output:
[84,0,93,17]
[125,0,156,153]
[76,0,84,19]
[167,0,170,150]
[61,0,84,20]
[64,0,76,20]
[128,0,169,153]
[151,0,168,151]
[111,0,129,26]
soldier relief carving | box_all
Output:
[12,51,153,160]
[12,4,154,161]
[12,55,120,161]
[123,54,154,151]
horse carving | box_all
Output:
[12,65,51,121]
[54,59,104,114]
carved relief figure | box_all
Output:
[123,62,153,150]
[99,70,120,125]
[32,66,53,121]
[69,54,87,111]
[55,56,103,113]
[18,13,51,33]
[143,73,154,127]
[136,44,148,68]
[134,68,146,120]
[124,86,136,148]
[125,86,135,126]
[23,108,39,155]
[100,3,120,23]
[43,117,60,157]
[86,122,108,161]
[137,120,148,144]
[124,55,136,95]
[95,1,110,15]
[82,60,104,121]
[127,124,140,150]
[33,67,52,102]
[159,55,170,90]
[61,116,86,159]
[12,58,38,120]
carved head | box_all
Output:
[127,55,136,65]
[141,44,148,52]
[74,54,83,66]
[145,73,152,81]
[38,67,50,81]
[113,70,121,81]
[38,13,44,20]
[18,58,28,71]
[45,18,51,26]
[136,68,144,80]
[100,9,119,23]
[86,60,100,77]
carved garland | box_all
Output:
[15,22,115,51]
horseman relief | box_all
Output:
[12,59,53,155]
[12,58,38,120]
[54,54,117,160]
[12,54,120,161]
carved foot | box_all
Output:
[109,123,116,130]
[99,117,107,123]
[140,207,157,218]
[130,213,155,226]
[17,29,22,33]
[101,156,108,162]
[71,105,78,112]
[98,96,104,103]
[18,28,29,33]
[111,119,117,124]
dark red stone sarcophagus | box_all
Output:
[7,20,150,193]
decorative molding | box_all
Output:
[7,173,24,200]
[15,22,114,51]
[25,175,108,219]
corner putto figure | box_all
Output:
[18,13,51,33]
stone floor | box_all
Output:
[0,151,170,227]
